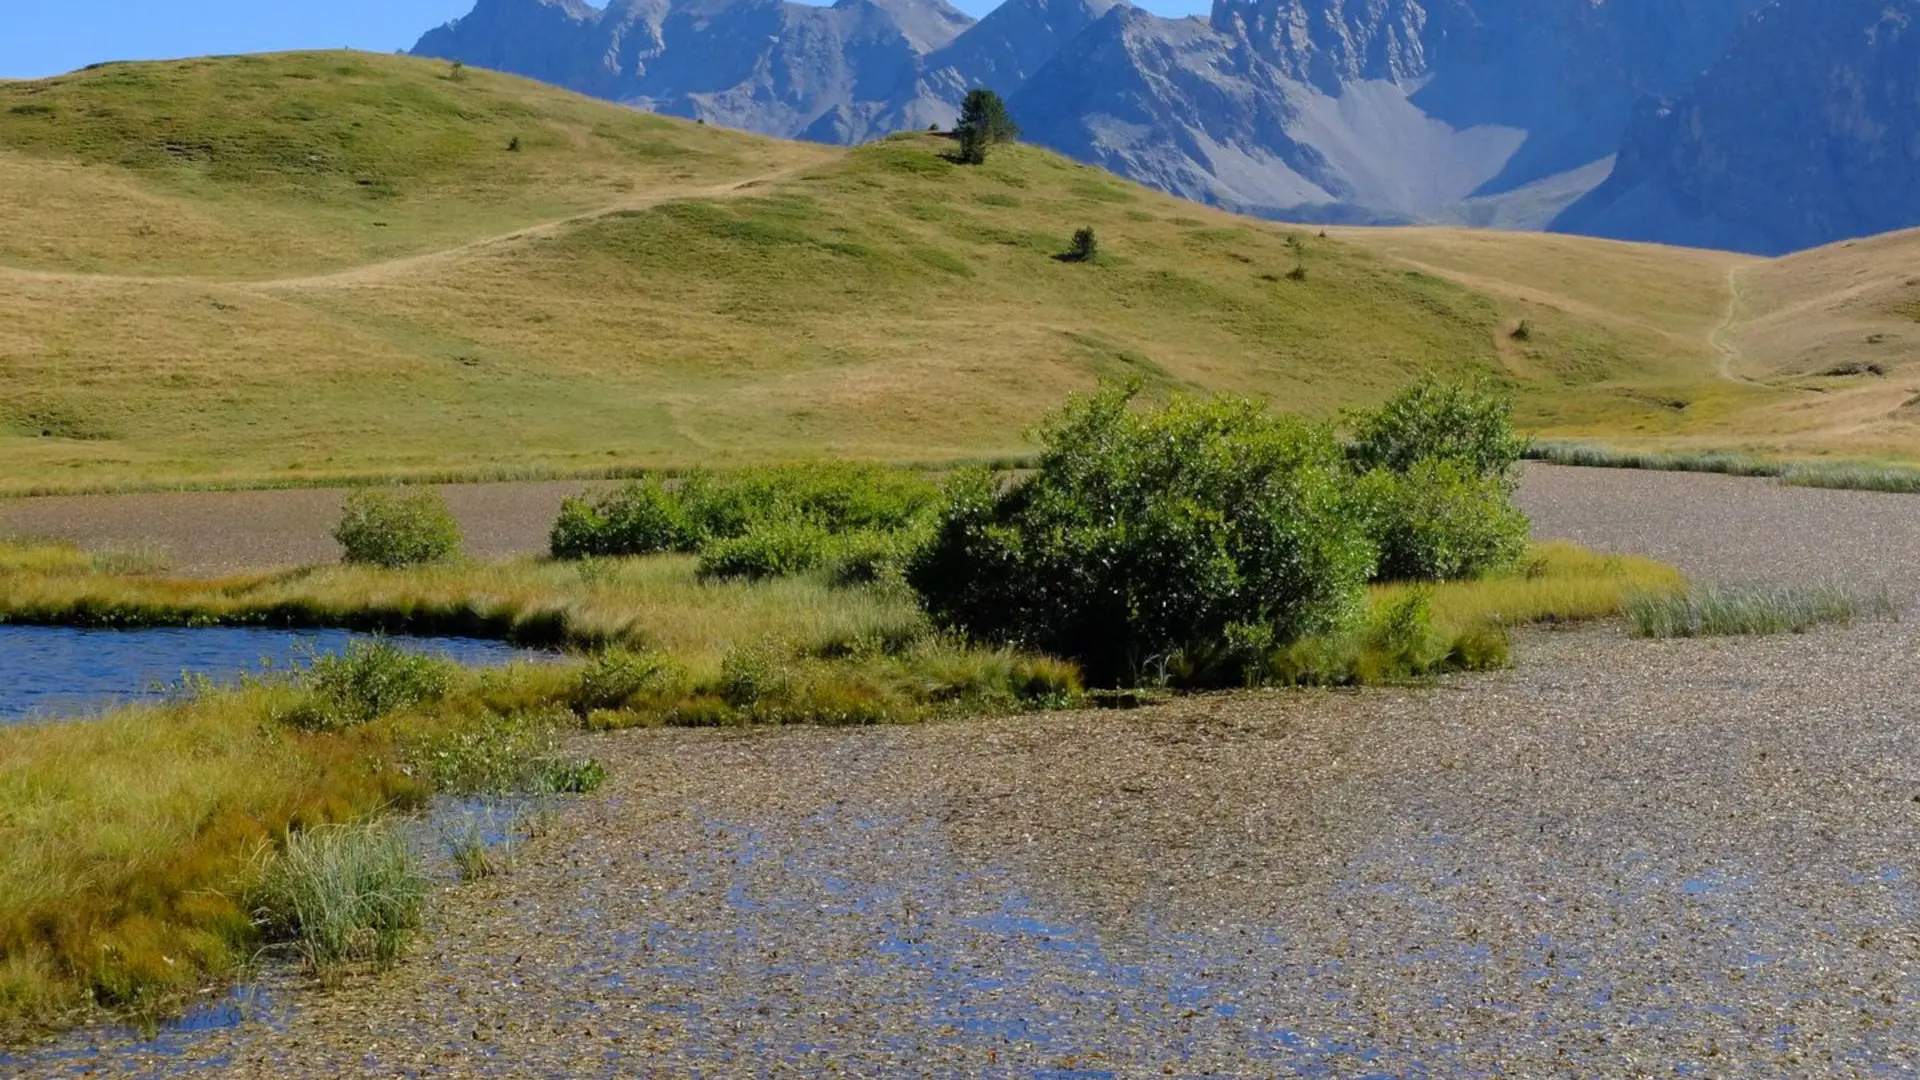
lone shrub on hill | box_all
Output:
[1347,378,1531,581]
[954,88,1018,164]
[333,488,462,568]
[909,386,1374,686]
[1065,226,1098,262]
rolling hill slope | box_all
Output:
[0,51,1911,495]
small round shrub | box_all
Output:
[333,489,462,568]
[909,386,1375,686]
[281,640,457,732]
[570,648,674,713]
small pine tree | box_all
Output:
[449,59,467,82]
[1067,226,1098,262]
[954,88,1018,164]
[957,125,989,165]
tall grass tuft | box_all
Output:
[251,822,427,980]
[1780,463,1920,494]
[1526,441,1783,478]
[1625,583,1897,638]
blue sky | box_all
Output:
[3,1,476,79]
[2,0,1208,80]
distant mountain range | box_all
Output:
[413,0,1920,254]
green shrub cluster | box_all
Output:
[910,379,1533,686]
[551,463,938,564]
[333,488,463,568]
[909,387,1375,685]
[407,706,606,796]
[1350,377,1531,584]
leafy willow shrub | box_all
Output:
[826,527,928,587]
[280,641,456,732]
[909,387,1375,686]
[333,489,463,568]
[1346,377,1531,582]
[1347,377,1529,478]
[1361,459,1530,581]
[549,464,938,559]
[570,648,678,714]
[551,477,697,559]
[696,520,833,582]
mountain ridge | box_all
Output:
[411,0,1919,252]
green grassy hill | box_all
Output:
[0,51,1909,494]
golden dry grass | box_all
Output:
[1329,225,1920,461]
[2,50,1915,494]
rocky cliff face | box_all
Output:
[413,0,1920,251]
[1556,0,1920,254]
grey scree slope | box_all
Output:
[11,466,1920,1077]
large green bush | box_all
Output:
[333,489,462,568]
[909,387,1374,685]
[1361,459,1530,582]
[549,464,938,560]
[1348,377,1529,479]
[696,520,833,582]
[1347,377,1531,581]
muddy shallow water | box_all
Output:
[11,620,1918,1078]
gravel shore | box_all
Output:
[7,467,1919,1077]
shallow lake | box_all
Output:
[0,625,546,724]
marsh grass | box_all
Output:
[250,822,427,981]
[1780,463,1920,494]
[1530,442,1920,493]
[1625,583,1898,638]
[1258,542,1683,687]
[1526,441,1784,478]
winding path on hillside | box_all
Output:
[8,468,1920,1077]
[0,164,817,293]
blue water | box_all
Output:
[0,625,545,724]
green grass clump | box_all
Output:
[251,822,427,980]
[1625,583,1897,638]
[333,488,464,568]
